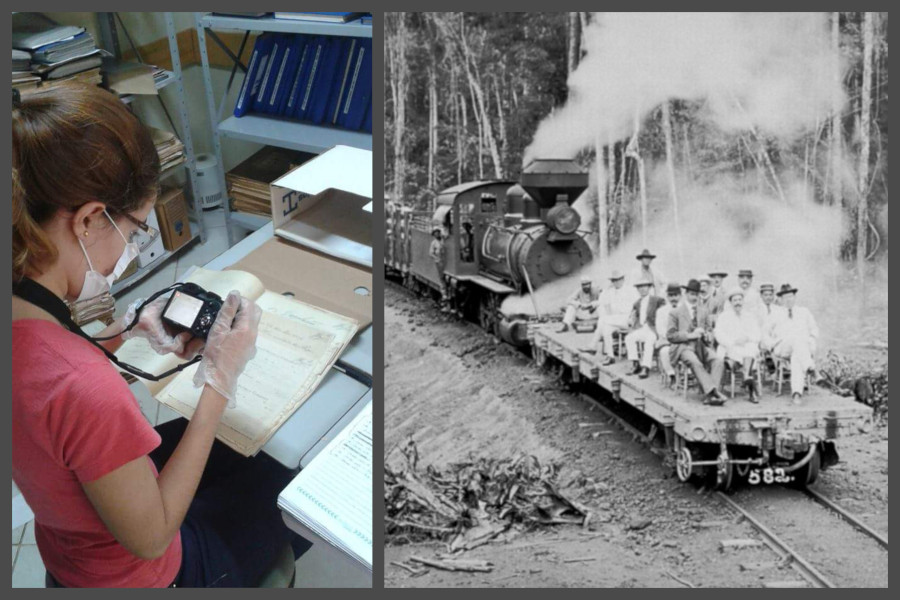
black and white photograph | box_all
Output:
[384,12,888,588]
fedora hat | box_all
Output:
[666,283,682,295]
[431,227,442,236]
[580,275,591,284]
[682,279,702,294]
[634,277,653,288]
[776,283,798,297]
[608,269,625,281]
[636,248,656,260]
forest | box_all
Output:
[384,12,889,281]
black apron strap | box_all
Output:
[13,277,201,382]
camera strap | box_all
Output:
[13,277,201,382]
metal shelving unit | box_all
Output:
[194,12,373,244]
[98,12,207,296]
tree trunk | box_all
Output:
[594,139,606,259]
[829,11,842,208]
[661,102,684,274]
[858,11,873,284]
[567,12,580,75]
[427,67,436,190]
[387,13,409,203]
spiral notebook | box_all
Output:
[278,398,372,570]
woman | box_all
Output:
[12,85,304,587]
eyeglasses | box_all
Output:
[115,211,160,242]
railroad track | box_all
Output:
[581,390,888,588]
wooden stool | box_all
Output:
[773,356,812,396]
[611,329,628,359]
[724,358,764,399]
[677,362,697,398]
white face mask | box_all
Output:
[76,210,140,301]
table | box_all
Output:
[176,222,373,468]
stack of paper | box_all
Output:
[12,25,103,98]
[226,147,315,216]
[278,400,372,571]
[273,12,365,23]
[149,127,185,173]
[12,49,30,72]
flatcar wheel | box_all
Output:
[675,446,694,483]
[791,445,821,488]
[714,449,734,491]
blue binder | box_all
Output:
[253,34,288,113]
[362,102,372,133]
[234,33,275,117]
[281,35,314,117]
[337,38,371,130]
[324,37,359,126]
[309,37,351,124]
[267,35,305,114]
[294,36,327,121]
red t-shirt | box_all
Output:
[12,320,182,588]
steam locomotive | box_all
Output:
[385,159,592,344]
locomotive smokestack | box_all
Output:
[520,158,588,209]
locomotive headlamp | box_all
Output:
[547,205,580,234]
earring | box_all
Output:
[83,231,89,237]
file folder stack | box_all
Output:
[233,33,372,134]
[12,25,102,98]
[226,147,316,216]
[149,127,186,173]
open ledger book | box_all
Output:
[115,267,359,456]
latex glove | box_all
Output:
[120,297,195,358]
[191,291,262,409]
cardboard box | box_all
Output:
[270,146,372,268]
[229,237,372,328]
[155,187,192,251]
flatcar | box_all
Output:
[529,324,874,490]
[386,159,592,344]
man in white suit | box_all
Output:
[591,270,638,365]
[770,284,821,404]
[714,288,762,403]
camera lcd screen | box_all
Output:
[164,291,204,328]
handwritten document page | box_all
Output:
[157,310,336,455]
[113,267,360,456]
[279,400,372,569]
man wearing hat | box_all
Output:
[737,269,760,314]
[590,269,639,365]
[714,288,762,403]
[667,279,726,405]
[708,269,728,317]
[429,228,449,309]
[632,249,666,296]
[697,275,715,324]
[756,282,785,350]
[770,284,821,404]
[624,277,667,378]
[559,275,601,333]
[655,283,682,386]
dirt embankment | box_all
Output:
[384,284,888,588]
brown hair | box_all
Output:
[12,84,160,280]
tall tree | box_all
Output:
[858,11,874,283]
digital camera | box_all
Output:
[161,283,224,339]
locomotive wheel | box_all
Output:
[478,293,501,338]
[790,445,821,488]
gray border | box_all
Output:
[370,9,385,591]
